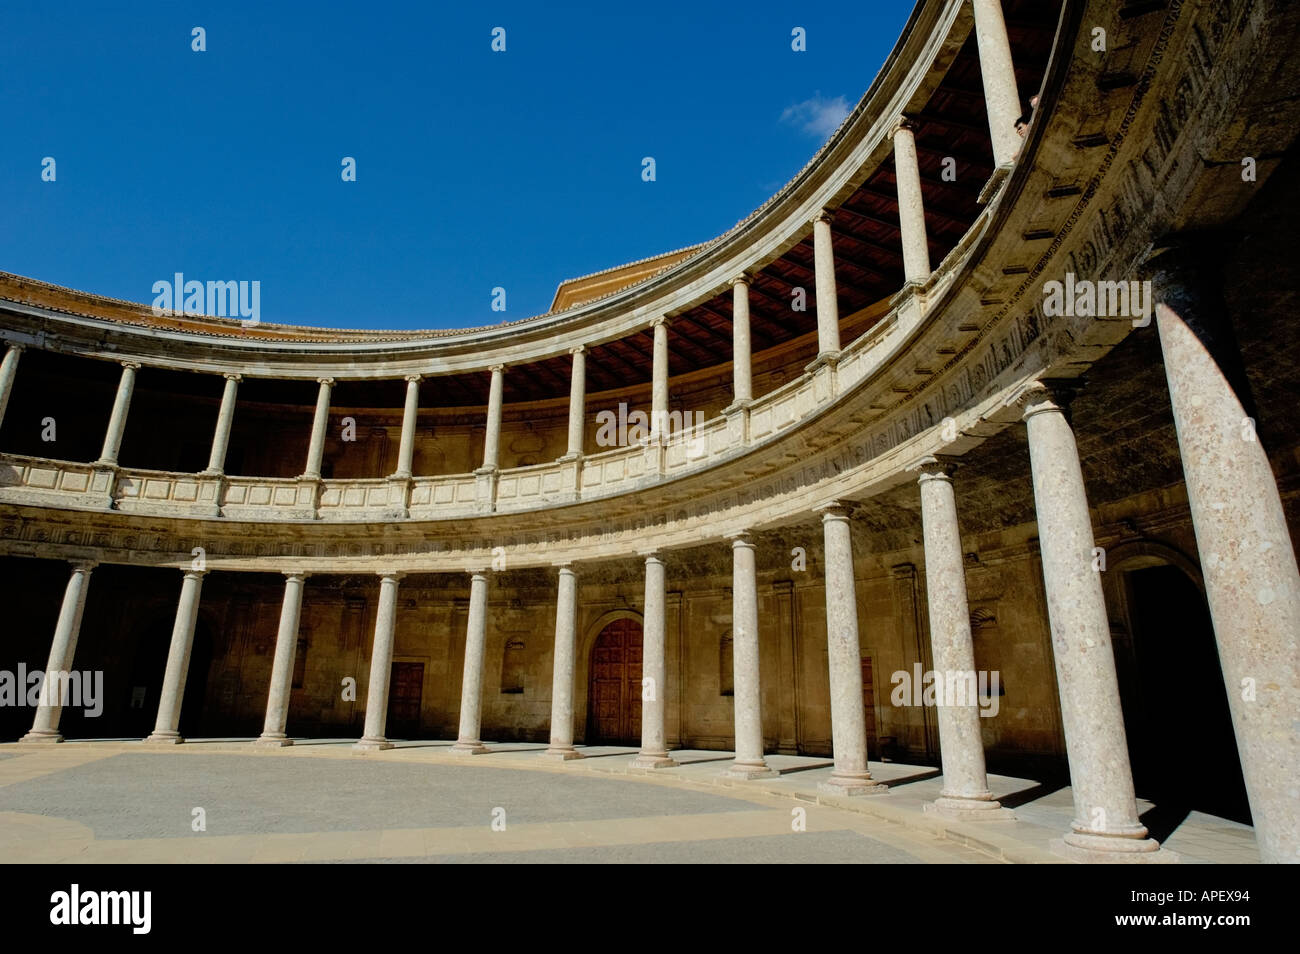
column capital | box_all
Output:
[890,115,920,137]
[649,315,671,330]
[555,562,577,576]
[569,344,586,356]
[377,571,405,583]
[68,559,98,572]
[120,360,142,371]
[1017,379,1083,421]
[640,551,664,565]
[5,342,26,354]
[726,530,755,548]
[731,273,751,289]
[404,374,423,384]
[813,208,835,227]
[912,453,961,481]
[488,364,506,374]
[222,372,243,382]
[317,376,336,387]
[814,498,855,521]
[466,568,489,580]
[181,568,208,580]
[284,571,310,582]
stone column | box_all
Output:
[971,0,1023,167]
[145,569,206,744]
[731,277,753,406]
[632,553,676,768]
[916,457,1012,819]
[565,347,586,457]
[892,118,931,286]
[451,571,491,753]
[1022,383,1165,860]
[392,375,422,478]
[650,317,670,440]
[301,377,335,479]
[354,572,402,751]
[479,365,505,470]
[203,373,241,475]
[95,361,140,466]
[1148,244,1300,864]
[543,564,582,759]
[724,533,774,778]
[812,211,842,360]
[0,343,23,430]
[817,503,887,794]
[254,572,308,747]
[20,561,95,744]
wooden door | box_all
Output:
[861,657,877,762]
[588,618,643,744]
[386,662,424,738]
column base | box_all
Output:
[722,760,776,780]
[251,736,294,748]
[817,774,889,796]
[804,351,841,375]
[1052,833,1178,864]
[18,729,63,744]
[352,737,394,752]
[925,797,1017,821]
[450,740,489,754]
[143,732,184,745]
[629,753,678,770]
[539,747,584,761]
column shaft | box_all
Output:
[544,566,582,759]
[481,367,504,470]
[21,562,94,743]
[917,460,1009,817]
[256,574,307,746]
[354,574,401,750]
[566,348,586,457]
[972,0,1023,166]
[650,320,670,439]
[724,535,772,778]
[302,378,334,479]
[145,571,205,743]
[97,362,139,466]
[892,120,932,285]
[732,279,753,405]
[1023,385,1161,858]
[452,573,490,753]
[632,555,675,768]
[205,373,240,474]
[0,344,22,430]
[813,213,841,357]
[818,506,887,794]
[393,376,421,477]
[1150,248,1300,864]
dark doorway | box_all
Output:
[122,618,214,739]
[1118,564,1251,824]
[387,662,424,738]
[861,657,879,761]
[587,618,643,745]
[178,622,214,738]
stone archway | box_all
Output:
[1103,539,1251,824]
[585,617,644,746]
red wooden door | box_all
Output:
[588,619,643,744]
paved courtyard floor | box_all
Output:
[0,739,1258,864]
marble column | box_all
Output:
[565,347,586,457]
[650,318,670,440]
[301,377,335,479]
[730,277,753,406]
[971,0,1023,167]
[203,373,241,475]
[480,365,505,470]
[145,569,206,744]
[812,211,842,360]
[892,118,931,286]
[724,533,773,778]
[354,572,402,751]
[543,565,582,759]
[1148,244,1300,864]
[0,343,23,430]
[1022,383,1165,859]
[451,572,491,753]
[254,572,308,747]
[632,554,676,768]
[392,375,422,478]
[20,561,95,744]
[916,457,1012,819]
[95,361,140,467]
[817,503,887,794]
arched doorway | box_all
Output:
[1107,549,1251,824]
[587,618,643,745]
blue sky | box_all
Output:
[1,1,912,330]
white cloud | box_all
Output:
[779,92,851,138]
